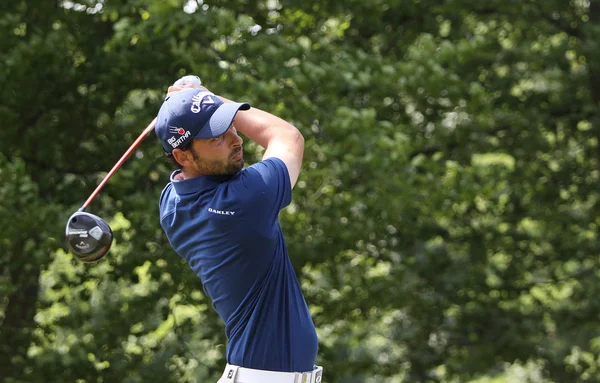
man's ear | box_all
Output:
[172,148,193,167]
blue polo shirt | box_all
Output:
[158,158,318,372]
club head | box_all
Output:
[65,212,113,263]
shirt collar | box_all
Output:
[170,170,233,194]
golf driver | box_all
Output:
[65,75,203,262]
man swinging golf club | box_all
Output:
[155,76,322,383]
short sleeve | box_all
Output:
[234,158,292,236]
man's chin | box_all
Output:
[225,160,244,175]
[234,160,245,172]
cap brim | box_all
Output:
[194,102,251,139]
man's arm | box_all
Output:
[166,83,304,188]
[232,106,304,188]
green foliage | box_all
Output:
[1,0,600,382]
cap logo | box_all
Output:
[169,126,186,135]
[167,129,191,148]
[190,90,216,113]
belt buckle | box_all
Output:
[311,366,323,383]
[294,371,311,383]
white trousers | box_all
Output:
[217,363,323,383]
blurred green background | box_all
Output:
[1,1,599,382]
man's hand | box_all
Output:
[167,75,204,97]
[166,83,205,98]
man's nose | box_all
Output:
[228,126,243,145]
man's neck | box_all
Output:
[176,167,236,181]
[178,168,202,180]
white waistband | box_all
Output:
[221,363,323,383]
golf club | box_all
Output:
[65,75,202,262]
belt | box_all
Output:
[220,363,323,383]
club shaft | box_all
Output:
[79,117,157,211]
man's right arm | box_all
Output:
[232,106,304,188]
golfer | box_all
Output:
[155,81,322,383]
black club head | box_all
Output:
[65,212,113,263]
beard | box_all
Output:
[192,148,244,176]
[202,158,244,176]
